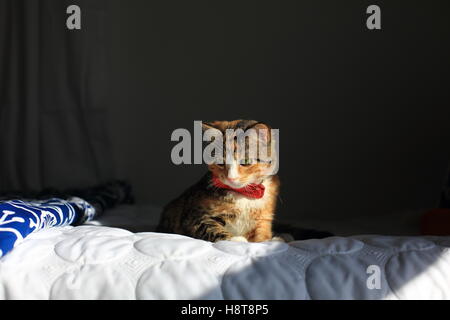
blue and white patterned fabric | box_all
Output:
[0,197,95,257]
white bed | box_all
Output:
[0,223,449,300]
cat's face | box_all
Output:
[203,120,277,188]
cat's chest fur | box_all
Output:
[219,181,274,236]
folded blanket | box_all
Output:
[0,180,134,258]
[0,197,95,257]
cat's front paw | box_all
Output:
[229,236,248,242]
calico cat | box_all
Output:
[156,120,280,242]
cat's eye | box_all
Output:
[240,158,272,165]
[258,158,272,164]
[240,159,254,166]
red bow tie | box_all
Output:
[211,175,265,199]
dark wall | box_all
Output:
[105,0,450,221]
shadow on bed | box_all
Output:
[187,235,450,300]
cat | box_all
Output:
[156,119,281,242]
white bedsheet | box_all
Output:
[0,225,449,299]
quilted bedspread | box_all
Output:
[0,225,450,299]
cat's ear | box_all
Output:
[248,122,276,167]
[202,121,231,134]
[202,121,223,144]
[202,121,224,164]
[248,122,272,144]
[202,121,217,132]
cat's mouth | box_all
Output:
[218,178,238,188]
[222,178,249,189]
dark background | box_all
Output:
[2,0,448,227]
[104,0,450,222]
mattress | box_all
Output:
[0,225,449,299]
[87,204,424,236]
